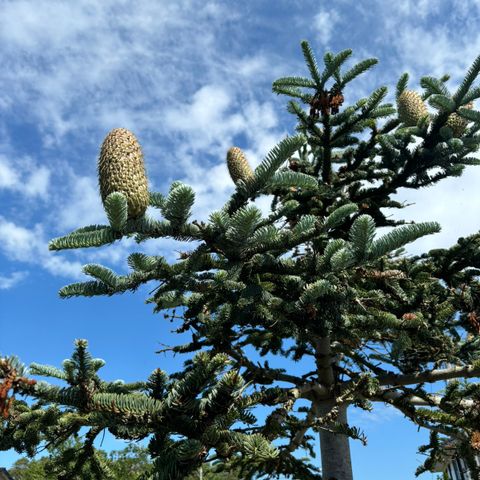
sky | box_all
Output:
[0,0,479,478]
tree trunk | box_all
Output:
[312,337,353,479]
[316,402,353,480]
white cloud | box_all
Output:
[23,167,51,197]
[0,0,272,145]
[0,1,95,49]
[387,0,443,18]
[349,402,401,429]
[164,85,245,153]
[163,85,281,158]
[156,82,285,220]
[0,271,27,289]
[357,0,480,87]
[236,55,270,78]
[394,26,476,82]
[0,155,51,199]
[56,174,105,230]
[0,217,83,279]
[390,164,480,255]
[0,159,18,188]
[0,218,42,261]
[313,9,340,46]
[241,101,279,152]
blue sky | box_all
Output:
[1,0,479,478]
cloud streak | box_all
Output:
[0,271,27,289]
[0,217,83,279]
[0,154,51,199]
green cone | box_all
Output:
[226,147,254,184]
[446,102,473,137]
[397,90,429,126]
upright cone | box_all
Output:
[98,128,149,219]
[397,90,429,126]
[446,102,473,137]
[226,147,254,184]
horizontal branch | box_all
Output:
[371,390,475,408]
[226,347,304,386]
[225,346,332,401]
[375,364,480,388]
[378,393,467,441]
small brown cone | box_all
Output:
[471,431,480,451]
[446,101,473,137]
[467,310,480,334]
[226,147,254,184]
[98,128,149,219]
[397,90,429,126]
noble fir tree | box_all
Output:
[2,40,480,480]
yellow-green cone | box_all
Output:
[98,128,149,219]
[446,102,473,137]
[226,147,254,184]
[397,90,429,126]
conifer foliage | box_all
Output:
[3,41,480,479]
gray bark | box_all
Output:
[312,337,353,480]
[316,402,353,480]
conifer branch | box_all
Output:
[420,75,451,98]
[104,192,128,231]
[340,58,378,88]
[453,53,480,104]
[273,76,317,89]
[49,227,119,250]
[396,73,409,101]
[300,40,322,87]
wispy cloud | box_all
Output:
[384,0,444,19]
[0,1,278,144]
[163,85,245,154]
[349,403,401,430]
[0,217,83,278]
[0,271,27,289]
[0,154,51,199]
[387,164,480,255]
[55,174,105,231]
[312,9,341,46]
[353,0,480,84]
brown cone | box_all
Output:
[471,431,480,451]
[98,128,149,219]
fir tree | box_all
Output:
[2,40,480,479]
